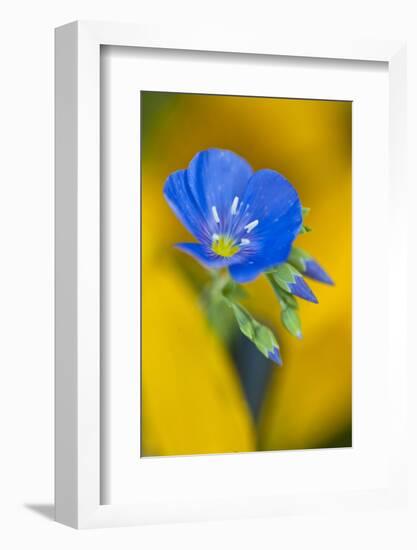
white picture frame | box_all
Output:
[55,21,407,529]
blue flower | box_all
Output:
[164,148,302,283]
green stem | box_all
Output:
[266,273,288,309]
[209,268,231,296]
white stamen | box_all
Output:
[212,233,220,241]
[244,219,259,233]
[212,206,220,224]
[231,196,239,215]
[240,238,250,245]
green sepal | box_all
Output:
[266,272,302,338]
[288,247,311,273]
[224,299,281,363]
[299,206,312,234]
[266,262,301,293]
[281,307,302,339]
[299,224,312,234]
[267,273,298,309]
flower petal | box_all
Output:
[186,149,254,231]
[175,242,233,269]
[230,169,302,282]
[228,245,289,283]
[164,170,211,243]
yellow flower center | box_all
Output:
[211,235,240,258]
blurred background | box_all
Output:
[141,91,352,457]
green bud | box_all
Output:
[267,262,318,304]
[281,307,302,339]
[226,301,280,363]
[267,262,300,292]
[288,247,311,273]
[266,272,299,309]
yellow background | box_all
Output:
[141,92,352,456]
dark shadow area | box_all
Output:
[24,503,55,521]
[316,424,353,449]
[231,331,274,423]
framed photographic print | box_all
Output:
[55,21,407,528]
